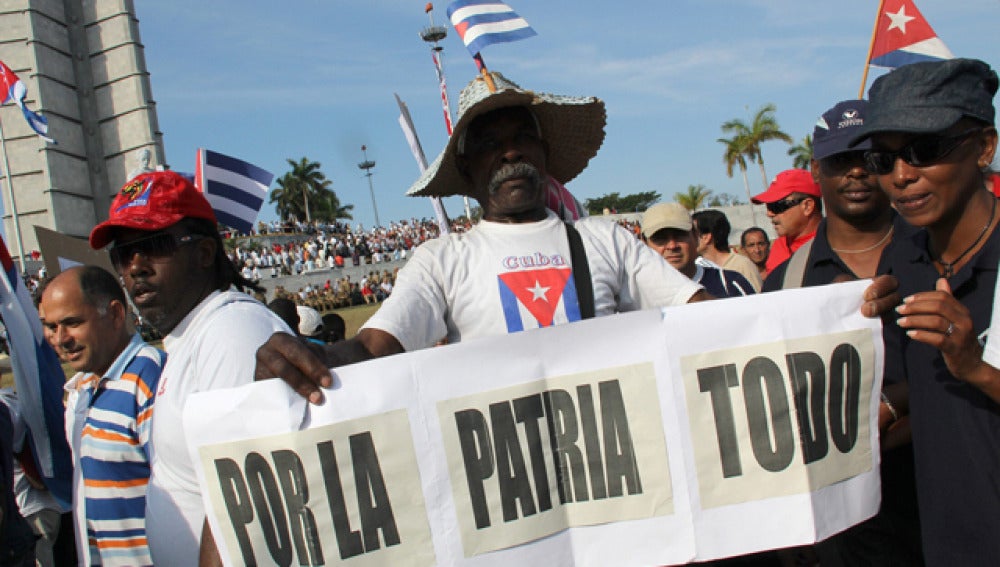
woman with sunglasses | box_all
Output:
[850,58,1000,565]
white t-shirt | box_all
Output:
[362,211,702,350]
[145,290,290,566]
[984,273,1000,369]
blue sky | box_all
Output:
[136,0,999,229]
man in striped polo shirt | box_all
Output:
[39,266,164,566]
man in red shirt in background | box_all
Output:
[751,168,823,272]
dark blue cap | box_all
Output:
[813,100,870,160]
[850,58,998,146]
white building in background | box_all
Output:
[0,0,164,264]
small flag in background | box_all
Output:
[869,0,952,69]
[0,60,54,143]
[195,149,273,235]
[447,0,536,56]
[0,236,71,506]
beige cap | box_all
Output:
[296,305,324,338]
[641,203,692,238]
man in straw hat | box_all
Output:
[253,71,710,399]
[88,170,293,565]
[254,69,901,389]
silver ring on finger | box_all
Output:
[945,322,955,337]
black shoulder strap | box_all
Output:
[564,222,595,319]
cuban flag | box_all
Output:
[869,0,953,69]
[447,0,537,56]
[195,149,273,235]
[0,60,54,143]
[498,266,581,333]
[0,237,72,506]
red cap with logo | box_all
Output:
[89,171,217,249]
[751,169,821,204]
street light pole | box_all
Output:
[358,145,380,228]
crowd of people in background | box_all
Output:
[227,217,466,281]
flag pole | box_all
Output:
[0,117,27,269]
[420,3,470,221]
[859,0,887,99]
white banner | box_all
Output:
[185,281,883,566]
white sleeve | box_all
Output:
[577,219,702,313]
[361,243,449,352]
[195,301,292,391]
[983,271,1000,369]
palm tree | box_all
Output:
[718,134,753,206]
[787,135,813,170]
[674,184,712,211]
[721,103,793,189]
[269,157,353,223]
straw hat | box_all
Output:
[406,72,606,198]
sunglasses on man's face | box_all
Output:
[766,197,807,215]
[818,151,867,176]
[110,232,203,269]
[863,127,982,175]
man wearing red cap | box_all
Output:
[89,171,292,566]
[751,169,823,272]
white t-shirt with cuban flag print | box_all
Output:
[362,210,702,351]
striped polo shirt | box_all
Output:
[67,334,164,566]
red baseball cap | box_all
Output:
[89,171,217,249]
[751,169,821,204]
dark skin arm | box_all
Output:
[254,328,404,403]
[861,274,900,318]
[896,278,1000,404]
[199,520,223,567]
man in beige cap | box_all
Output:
[642,203,755,298]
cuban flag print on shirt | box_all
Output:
[497,255,581,333]
[869,0,953,69]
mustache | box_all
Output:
[487,162,542,195]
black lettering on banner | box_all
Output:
[214,458,257,566]
[697,364,743,478]
[576,384,608,500]
[513,394,552,512]
[828,344,861,453]
[543,390,589,504]
[455,409,494,529]
[489,401,538,522]
[349,432,401,551]
[599,380,642,497]
[245,452,293,567]
[317,440,364,559]
[272,450,324,566]
[742,357,795,473]
[786,352,829,464]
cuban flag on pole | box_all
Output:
[447,0,536,56]
[869,0,953,68]
[0,237,71,506]
[0,60,54,144]
[195,149,273,235]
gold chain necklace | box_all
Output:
[829,226,894,254]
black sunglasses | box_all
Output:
[863,127,982,175]
[818,150,868,175]
[110,232,203,268]
[766,197,807,215]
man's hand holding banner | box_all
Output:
[184,280,883,566]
